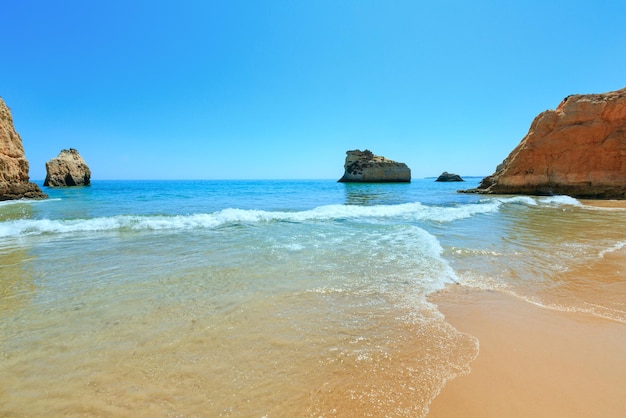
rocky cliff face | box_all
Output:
[44,148,91,187]
[464,87,626,198]
[338,149,411,182]
[0,98,47,200]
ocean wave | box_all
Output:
[0,194,595,239]
[489,195,538,206]
[537,195,582,206]
[0,197,61,207]
[598,240,626,258]
[580,203,626,212]
[0,201,503,238]
[487,195,582,207]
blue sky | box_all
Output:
[2,1,625,180]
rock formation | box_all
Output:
[338,149,411,182]
[44,148,91,187]
[436,171,464,182]
[0,97,47,200]
[463,87,626,198]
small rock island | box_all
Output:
[463,87,626,199]
[44,148,91,187]
[436,172,464,182]
[338,149,411,183]
[0,97,47,200]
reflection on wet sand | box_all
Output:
[0,247,36,317]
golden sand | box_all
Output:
[427,247,626,417]
[2,199,624,417]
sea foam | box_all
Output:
[487,194,583,207]
[0,193,591,239]
[538,195,582,206]
[0,200,503,238]
[598,240,626,258]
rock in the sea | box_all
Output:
[463,87,626,199]
[0,97,47,200]
[338,149,411,182]
[435,171,464,182]
[44,148,91,187]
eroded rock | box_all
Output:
[44,148,91,187]
[338,149,411,183]
[436,172,464,182]
[0,97,47,200]
[463,87,626,198]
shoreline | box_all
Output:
[427,247,626,417]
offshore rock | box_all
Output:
[436,171,464,182]
[338,149,411,182]
[463,87,626,199]
[44,148,91,187]
[0,97,47,200]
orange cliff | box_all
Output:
[464,87,626,199]
[0,97,47,200]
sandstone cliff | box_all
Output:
[338,149,411,183]
[0,98,47,200]
[464,87,626,198]
[44,148,91,187]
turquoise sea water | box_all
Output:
[1,179,625,416]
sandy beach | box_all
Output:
[2,186,625,417]
[428,241,626,417]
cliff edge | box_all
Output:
[463,87,626,199]
[0,98,47,200]
[338,149,411,183]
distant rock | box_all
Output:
[435,172,464,182]
[0,97,47,200]
[462,87,626,199]
[44,148,91,187]
[338,149,411,183]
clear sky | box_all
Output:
[2,1,625,180]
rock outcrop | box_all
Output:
[436,171,464,182]
[44,148,91,187]
[0,97,47,200]
[463,87,626,198]
[338,149,411,182]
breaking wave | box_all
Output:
[0,196,584,238]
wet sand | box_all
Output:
[428,246,626,417]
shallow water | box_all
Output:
[1,179,624,416]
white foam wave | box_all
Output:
[413,227,461,292]
[0,201,502,238]
[488,195,582,208]
[598,240,626,258]
[537,195,582,206]
[491,195,538,206]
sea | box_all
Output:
[1,178,625,417]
